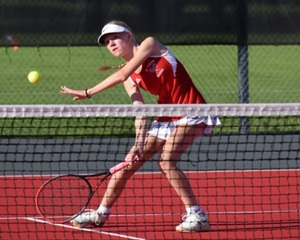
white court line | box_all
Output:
[1,209,299,221]
[1,168,300,178]
[25,217,147,240]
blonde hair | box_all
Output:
[106,20,133,32]
[104,20,136,44]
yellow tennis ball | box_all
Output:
[28,71,41,84]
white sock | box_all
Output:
[186,205,201,214]
[97,205,112,215]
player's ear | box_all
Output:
[127,32,134,44]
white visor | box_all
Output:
[98,24,131,45]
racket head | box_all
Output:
[35,175,92,223]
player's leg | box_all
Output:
[71,134,165,228]
[100,134,165,207]
[158,123,211,232]
[159,123,205,206]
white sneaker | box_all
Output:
[70,209,110,228]
[176,211,211,232]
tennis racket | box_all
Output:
[35,161,131,224]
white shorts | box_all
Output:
[148,116,221,140]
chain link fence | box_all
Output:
[0,0,299,104]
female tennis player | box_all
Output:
[61,20,220,232]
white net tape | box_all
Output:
[0,103,299,118]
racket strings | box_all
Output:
[37,176,91,222]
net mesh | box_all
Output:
[1,104,299,240]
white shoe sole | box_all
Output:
[176,223,211,232]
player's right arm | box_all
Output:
[61,37,166,101]
[123,79,148,162]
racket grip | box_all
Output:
[109,161,131,175]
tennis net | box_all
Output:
[0,104,299,240]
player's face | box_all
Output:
[104,33,130,58]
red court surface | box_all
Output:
[1,170,300,240]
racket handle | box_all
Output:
[109,161,131,175]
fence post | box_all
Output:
[237,0,250,134]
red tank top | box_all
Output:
[130,50,206,122]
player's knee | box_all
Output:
[158,160,178,176]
